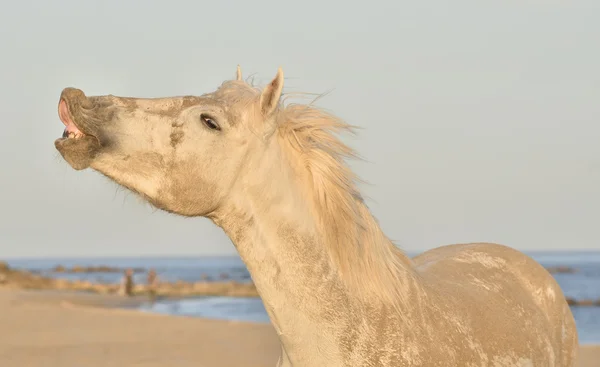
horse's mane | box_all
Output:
[277,99,414,306]
[219,79,413,307]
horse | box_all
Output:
[54,65,578,366]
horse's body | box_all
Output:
[53,66,578,366]
[267,242,577,367]
[408,243,576,366]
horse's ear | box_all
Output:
[259,67,284,117]
[236,65,242,81]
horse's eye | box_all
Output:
[200,114,221,131]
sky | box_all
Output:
[1,0,599,258]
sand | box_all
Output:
[0,289,597,367]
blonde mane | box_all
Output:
[276,92,414,307]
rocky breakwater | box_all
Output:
[51,265,146,273]
[0,261,259,298]
[0,261,56,289]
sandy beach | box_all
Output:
[0,289,597,367]
[0,289,280,367]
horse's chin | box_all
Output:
[54,135,101,170]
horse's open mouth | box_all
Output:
[57,99,92,140]
[54,97,102,170]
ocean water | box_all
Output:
[6,251,600,344]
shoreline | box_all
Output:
[14,289,600,344]
[3,260,600,307]
[0,288,598,366]
[4,287,269,323]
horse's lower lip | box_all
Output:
[54,133,102,171]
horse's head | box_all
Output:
[55,66,285,216]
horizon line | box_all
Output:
[4,248,600,261]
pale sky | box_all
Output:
[1,0,599,258]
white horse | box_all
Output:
[54,66,578,366]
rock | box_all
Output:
[71,266,86,273]
[565,297,600,307]
[53,265,67,272]
[577,299,595,307]
[0,261,9,272]
[546,266,577,274]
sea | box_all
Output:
[5,250,600,345]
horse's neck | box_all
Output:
[211,187,357,359]
[209,142,417,363]
[211,186,417,366]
